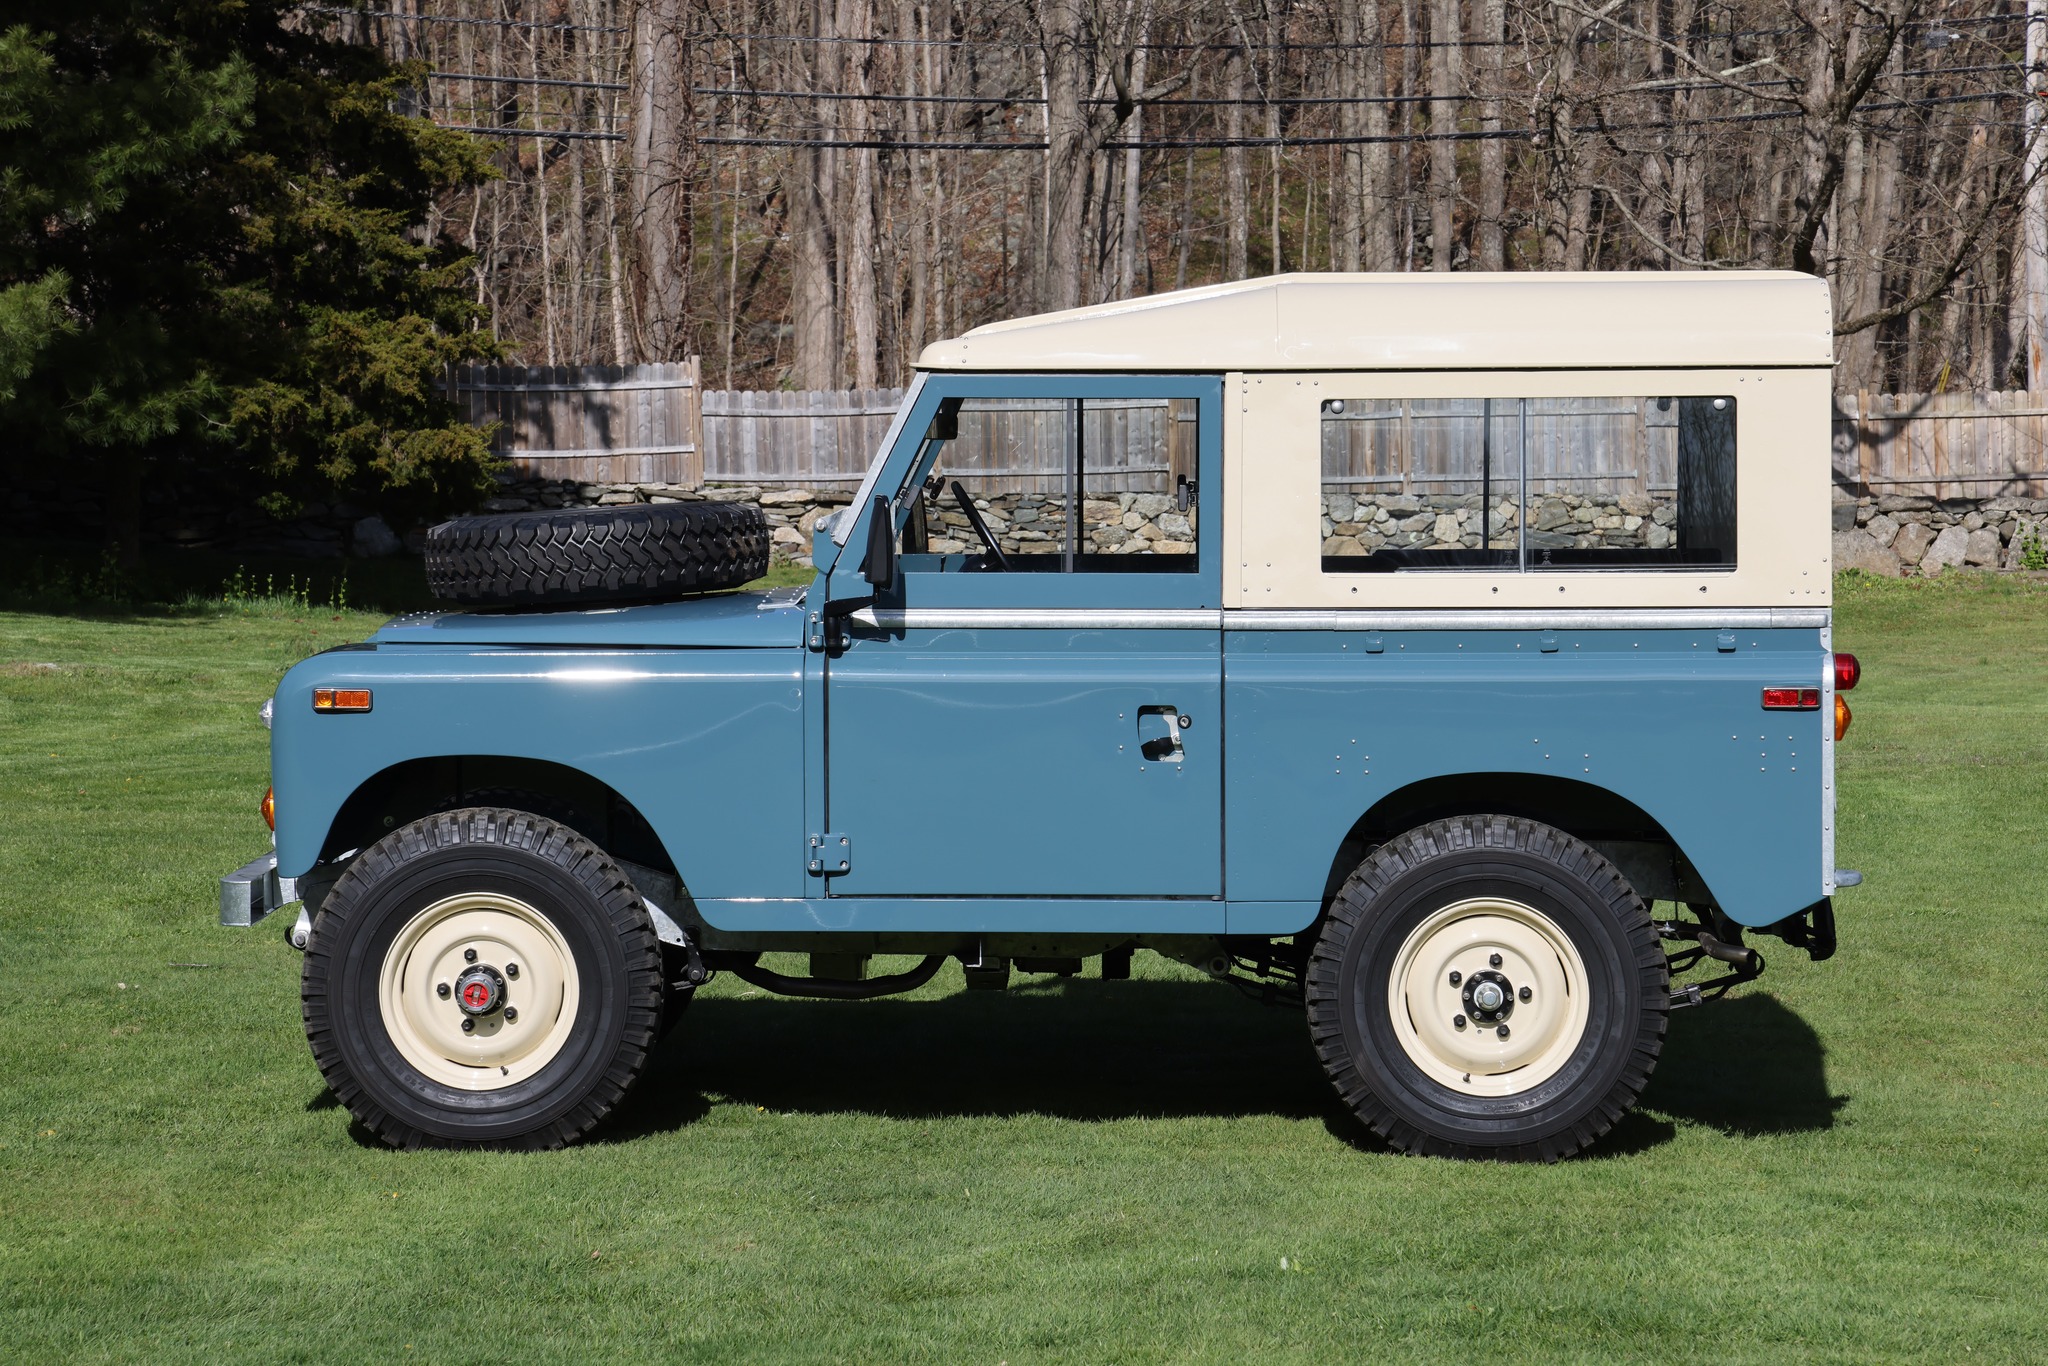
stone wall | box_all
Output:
[1831,493,2048,576]
[10,459,2044,578]
[1321,491,1677,557]
[474,479,1198,566]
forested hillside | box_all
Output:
[331,0,2038,393]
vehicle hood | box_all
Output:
[371,586,808,649]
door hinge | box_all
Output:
[807,611,827,651]
[807,832,851,875]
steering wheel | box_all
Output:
[950,481,1010,570]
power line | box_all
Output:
[698,13,2029,52]
[442,124,625,141]
[695,63,2022,110]
[695,88,2026,153]
[431,72,626,92]
[301,6,626,35]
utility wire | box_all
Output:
[431,72,626,92]
[441,124,625,141]
[695,63,2023,108]
[698,12,2028,51]
[693,88,2026,153]
[301,5,626,35]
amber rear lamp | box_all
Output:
[260,787,276,831]
[312,687,373,713]
[1835,695,1852,740]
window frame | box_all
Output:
[1316,392,1738,575]
[1230,368,1816,613]
[828,373,1224,610]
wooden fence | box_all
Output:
[449,361,702,485]
[702,387,905,486]
[448,369,2048,502]
[1834,389,2048,499]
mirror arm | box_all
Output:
[822,593,875,621]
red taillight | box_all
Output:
[1834,652,1860,691]
[260,787,276,831]
[1835,695,1852,740]
[1762,687,1822,710]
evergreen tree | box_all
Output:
[0,1,500,562]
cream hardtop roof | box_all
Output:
[915,271,1833,373]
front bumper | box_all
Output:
[220,852,296,927]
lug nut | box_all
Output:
[503,1006,518,1023]
[1519,986,1532,1002]
[1453,1014,1467,1029]
[436,983,451,999]
[1448,970,1462,986]
[461,1018,475,1033]
[1496,1025,1510,1039]
[464,948,478,963]
[506,962,520,979]
[1488,953,1503,968]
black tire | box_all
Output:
[301,809,664,1150]
[1305,815,1667,1162]
[424,501,771,607]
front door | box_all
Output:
[823,375,1223,903]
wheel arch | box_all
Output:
[318,755,680,877]
[1318,773,1712,913]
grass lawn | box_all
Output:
[1,568,2044,1361]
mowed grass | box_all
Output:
[1,572,2044,1362]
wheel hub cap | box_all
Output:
[1463,970,1513,1023]
[454,965,507,1016]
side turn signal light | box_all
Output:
[312,687,372,713]
[261,787,276,831]
[1835,695,1852,740]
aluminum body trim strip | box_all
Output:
[850,606,1831,632]
[853,607,1221,631]
[1229,607,1832,631]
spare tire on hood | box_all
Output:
[425,501,772,607]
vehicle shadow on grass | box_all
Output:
[601,981,1842,1155]
[308,980,1843,1154]
[603,978,1336,1143]
[1637,990,1848,1138]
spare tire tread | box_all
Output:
[425,502,771,606]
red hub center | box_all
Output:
[452,964,506,1017]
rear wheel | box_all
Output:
[1306,815,1666,1161]
[302,809,664,1149]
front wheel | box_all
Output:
[301,809,665,1149]
[1306,816,1667,1161]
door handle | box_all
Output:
[1137,706,1185,763]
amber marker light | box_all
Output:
[1762,687,1822,710]
[1835,695,1853,741]
[261,787,276,831]
[312,687,372,713]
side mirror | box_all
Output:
[861,495,896,591]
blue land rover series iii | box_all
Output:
[224,273,1859,1160]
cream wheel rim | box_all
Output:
[377,892,580,1092]
[1386,897,1590,1098]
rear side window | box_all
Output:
[1318,395,1736,572]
